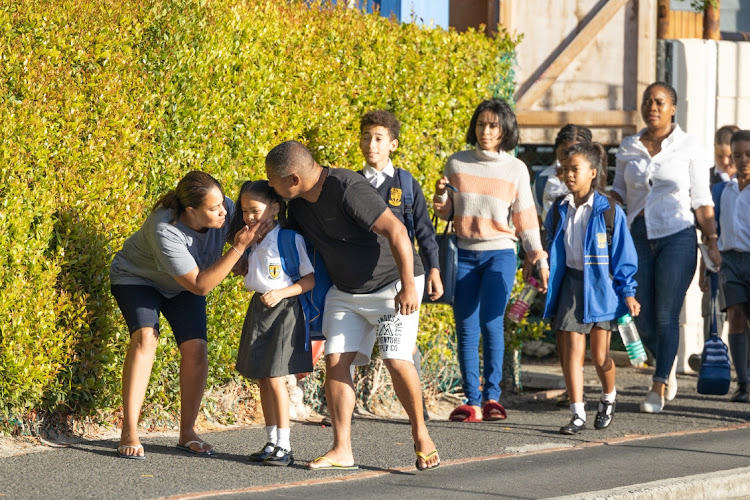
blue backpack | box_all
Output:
[277,229,332,349]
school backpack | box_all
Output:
[697,334,731,395]
[549,195,617,246]
[396,167,416,242]
[277,229,332,349]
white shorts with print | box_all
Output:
[322,275,425,366]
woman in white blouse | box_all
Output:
[612,82,721,414]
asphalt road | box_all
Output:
[3,365,750,499]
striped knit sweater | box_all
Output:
[435,147,547,263]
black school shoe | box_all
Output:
[559,415,586,435]
[594,399,616,430]
[263,446,294,466]
[248,443,275,462]
[731,384,749,403]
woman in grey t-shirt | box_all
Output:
[110,171,264,459]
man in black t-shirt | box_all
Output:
[266,140,440,472]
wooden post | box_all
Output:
[657,0,670,39]
[703,0,720,40]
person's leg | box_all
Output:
[383,358,439,469]
[177,338,211,451]
[728,304,750,400]
[120,327,159,457]
[411,346,430,420]
[258,378,278,427]
[562,331,586,407]
[453,249,483,415]
[631,218,657,358]
[590,327,615,394]
[478,249,516,404]
[307,351,358,468]
[560,330,587,434]
[649,227,697,396]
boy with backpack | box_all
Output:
[358,109,443,419]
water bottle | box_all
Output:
[507,277,540,323]
[617,313,648,366]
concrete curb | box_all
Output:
[549,466,750,500]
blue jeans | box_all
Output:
[631,218,697,383]
[453,248,516,406]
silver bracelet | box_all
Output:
[230,246,242,257]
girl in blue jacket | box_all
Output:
[543,143,640,435]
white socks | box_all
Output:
[602,389,617,403]
[277,427,291,452]
[571,402,586,421]
[264,425,277,452]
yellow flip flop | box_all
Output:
[415,449,440,471]
[306,456,358,470]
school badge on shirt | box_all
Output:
[596,233,607,249]
[389,187,402,206]
[268,263,281,279]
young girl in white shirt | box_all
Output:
[227,180,314,466]
[543,143,640,434]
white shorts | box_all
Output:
[322,275,425,366]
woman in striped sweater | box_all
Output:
[434,98,549,422]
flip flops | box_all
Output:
[305,456,359,471]
[448,404,482,422]
[482,401,507,421]
[414,447,440,471]
[176,440,215,456]
[117,444,145,460]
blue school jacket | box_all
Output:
[542,192,638,323]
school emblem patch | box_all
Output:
[596,232,607,249]
[268,263,281,279]
[389,187,402,206]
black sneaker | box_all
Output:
[688,354,702,372]
[731,385,749,403]
[263,446,294,466]
[248,443,275,462]
[559,414,586,435]
[594,399,616,430]
[555,391,570,407]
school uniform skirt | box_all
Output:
[235,293,313,379]
[554,268,612,334]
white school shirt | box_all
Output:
[562,192,595,271]
[244,225,314,294]
[718,178,750,252]
[362,159,395,189]
[613,125,713,239]
[542,171,570,221]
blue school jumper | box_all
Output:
[542,192,638,323]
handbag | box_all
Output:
[697,295,731,395]
[423,214,457,306]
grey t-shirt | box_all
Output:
[288,168,420,294]
[109,197,234,298]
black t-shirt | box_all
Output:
[288,168,421,294]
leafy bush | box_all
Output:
[0,0,519,432]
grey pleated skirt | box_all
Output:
[235,293,313,379]
[554,268,612,334]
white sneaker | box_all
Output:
[666,364,678,401]
[640,391,664,413]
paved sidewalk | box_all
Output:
[2,362,749,499]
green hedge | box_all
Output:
[0,0,520,431]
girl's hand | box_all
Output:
[707,241,722,272]
[625,296,641,317]
[434,176,449,196]
[537,268,549,293]
[260,289,284,308]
